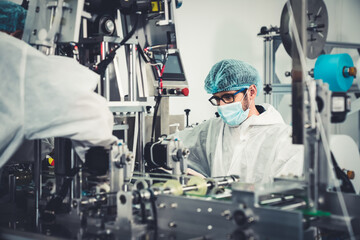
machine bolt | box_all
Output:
[233,209,255,227]
[168,221,177,228]
[183,149,190,156]
[221,210,232,220]
[158,203,166,208]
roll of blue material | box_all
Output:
[314,53,354,92]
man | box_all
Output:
[0,1,117,168]
[180,59,303,183]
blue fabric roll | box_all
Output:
[314,53,354,92]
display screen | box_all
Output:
[153,52,186,81]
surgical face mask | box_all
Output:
[217,92,250,126]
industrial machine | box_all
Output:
[1,0,360,239]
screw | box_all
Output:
[168,222,177,228]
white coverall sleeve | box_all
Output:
[24,54,118,159]
[0,33,117,167]
[271,127,304,178]
[178,122,212,177]
[0,35,27,167]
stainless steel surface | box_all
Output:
[156,194,306,240]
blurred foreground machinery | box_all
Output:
[1,0,360,239]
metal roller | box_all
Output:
[185,176,208,196]
[163,179,183,196]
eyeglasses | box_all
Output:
[208,88,247,106]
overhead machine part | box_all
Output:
[280,0,328,59]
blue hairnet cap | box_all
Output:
[0,1,27,33]
[204,59,262,95]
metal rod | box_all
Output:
[71,149,81,199]
[160,176,238,196]
[269,36,274,104]
[280,201,307,210]
[138,112,145,173]
[129,44,137,102]
[8,175,15,202]
[101,41,110,100]
[290,0,307,145]
[182,184,199,192]
[34,139,42,228]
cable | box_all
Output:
[42,167,81,222]
[137,43,150,63]
[119,13,140,46]
[150,95,162,142]
[94,13,140,76]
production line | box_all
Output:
[0,0,360,239]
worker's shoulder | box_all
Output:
[260,122,292,138]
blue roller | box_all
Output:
[314,53,355,92]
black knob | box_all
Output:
[233,209,255,227]
[260,26,268,34]
[184,109,191,127]
[233,210,247,226]
[168,89,177,94]
[146,106,152,114]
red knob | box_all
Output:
[181,87,189,96]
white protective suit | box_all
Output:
[178,104,304,183]
[0,32,117,168]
